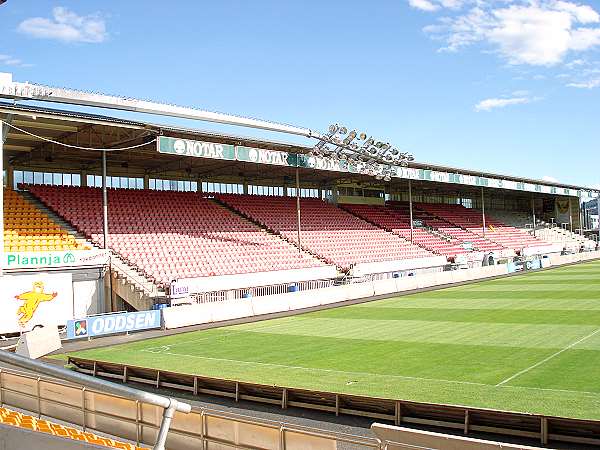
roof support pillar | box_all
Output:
[481,187,486,237]
[409,180,414,243]
[295,167,302,253]
[569,198,573,234]
[531,195,536,238]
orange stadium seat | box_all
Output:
[0,406,147,449]
[3,189,91,252]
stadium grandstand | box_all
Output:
[1,71,600,449]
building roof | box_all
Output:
[1,101,597,194]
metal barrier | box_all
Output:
[0,351,191,450]
[0,364,385,449]
[68,356,600,448]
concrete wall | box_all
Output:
[163,265,509,329]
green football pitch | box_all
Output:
[68,260,600,420]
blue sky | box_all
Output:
[1,0,599,188]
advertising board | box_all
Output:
[0,273,73,334]
[66,310,161,339]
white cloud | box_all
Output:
[0,54,32,68]
[474,96,532,111]
[422,0,600,66]
[542,175,559,182]
[17,6,107,43]
[409,0,440,11]
[409,0,467,11]
[567,78,600,87]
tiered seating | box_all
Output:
[26,186,324,287]
[417,203,548,251]
[415,203,504,252]
[341,203,469,259]
[3,189,90,252]
[0,406,146,449]
[217,194,435,270]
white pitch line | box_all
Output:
[139,349,600,397]
[140,349,490,387]
[496,327,600,387]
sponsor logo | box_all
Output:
[247,148,289,166]
[63,252,76,264]
[14,281,58,326]
[74,319,88,336]
[66,310,161,339]
[4,250,107,269]
[170,282,189,298]
[171,138,225,159]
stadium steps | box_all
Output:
[109,254,166,311]
[535,226,596,250]
[413,205,504,252]
[21,188,164,310]
[19,190,91,246]
[9,190,93,251]
[209,196,332,267]
[0,406,147,449]
[338,204,442,255]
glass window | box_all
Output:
[43,173,53,185]
[23,171,33,185]
[13,170,23,189]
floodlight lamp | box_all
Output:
[359,132,367,140]
[375,142,384,149]
[328,124,339,134]
[366,138,374,146]
[339,126,348,135]
[391,149,399,156]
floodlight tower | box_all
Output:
[310,123,414,180]
[310,123,416,240]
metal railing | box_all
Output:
[0,351,191,450]
[0,362,391,449]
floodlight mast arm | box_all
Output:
[0,75,322,139]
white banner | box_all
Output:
[0,273,73,334]
[2,249,108,270]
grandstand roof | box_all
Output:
[1,102,597,195]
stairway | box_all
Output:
[210,196,331,267]
[18,190,90,249]
[20,188,166,311]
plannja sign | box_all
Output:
[3,250,108,270]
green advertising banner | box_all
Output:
[158,136,235,160]
[236,146,292,166]
[156,136,581,196]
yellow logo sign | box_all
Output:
[14,281,58,326]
